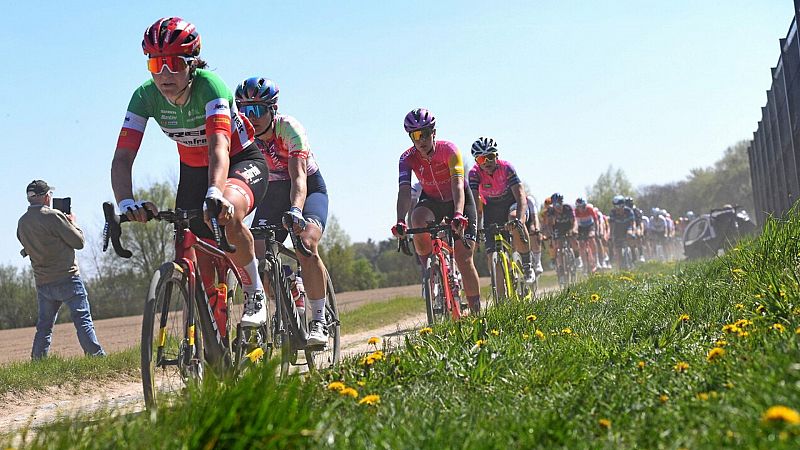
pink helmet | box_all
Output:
[404,108,436,132]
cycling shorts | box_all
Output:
[415,187,478,242]
[577,224,596,241]
[252,171,329,244]
[176,143,268,240]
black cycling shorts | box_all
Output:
[415,185,478,242]
[176,143,268,240]
[252,171,329,244]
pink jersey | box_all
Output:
[398,140,465,202]
[575,204,599,227]
[468,160,521,202]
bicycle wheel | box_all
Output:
[141,262,203,409]
[425,258,447,324]
[305,273,341,372]
[556,249,567,288]
[511,253,531,301]
[567,249,578,285]
[489,252,500,306]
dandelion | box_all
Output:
[358,394,381,406]
[755,294,764,299]
[359,356,376,366]
[598,418,611,429]
[659,394,669,403]
[367,336,380,346]
[339,387,358,398]
[735,303,745,310]
[590,293,600,302]
[327,381,346,392]
[724,381,735,389]
[762,405,800,425]
[637,361,646,370]
[673,362,689,373]
[419,327,433,336]
[734,319,753,328]
[522,333,530,340]
[707,347,726,362]
[475,339,487,348]
[731,268,746,277]
[678,314,690,323]
[780,289,787,298]
[772,323,786,333]
[490,329,500,336]
[715,339,727,347]
[370,351,384,361]
[697,392,709,401]
[722,324,741,334]
[619,276,634,282]
[526,314,537,322]
[356,380,366,387]
[756,304,766,314]
[562,328,573,335]
[795,327,800,335]
[535,330,545,340]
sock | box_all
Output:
[309,298,326,323]
[240,258,263,295]
[533,252,542,265]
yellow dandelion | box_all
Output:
[490,329,500,336]
[419,327,433,336]
[526,314,538,322]
[359,356,376,366]
[619,276,634,282]
[780,290,787,298]
[762,405,800,425]
[522,333,530,340]
[358,394,381,406]
[367,336,380,346]
[673,362,689,373]
[535,330,545,340]
[731,268,746,277]
[735,303,745,310]
[734,319,753,328]
[678,314,690,322]
[697,392,709,401]
[370,351,384,361]
[755,294,764,299]
[707,347,726,362]
[356,380,366,387]
[715,339,727,347]
[637,361,646,370]
[756,305,766,314]
[475,339,487,347]
[339,387,358,398]
[562,328,573,335]
[722,324,741,333]
[590,293,600,302]
[327,381,346,392]
[659,394,669,403]
[795,327,800,335]
[598,418,611,429]
[724,381,735,389]
[772,323,786,333]
[737,330,750,338]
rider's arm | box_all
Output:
[397,184,412,223]
[207,131,230,194]
[472,188,483,229]
[289,157,308,210]
[511,184,527,224]
[111,148,136,204]
[280,116,312,210]
[450,176,465,215]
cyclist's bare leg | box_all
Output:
[219,187,257,269]
[454,239,480,301]
[410,206,436,258]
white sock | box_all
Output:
[240,258,264,295]
[309,298,326,323]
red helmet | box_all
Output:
[142,17,201,56]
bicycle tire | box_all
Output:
[429,258,448,323]
[511,253,531,302]
[489,252,500,306]
[141,262,203,409]
[305,273,341,372]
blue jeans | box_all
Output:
[31,275,106,359]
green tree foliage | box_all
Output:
[318,216,383,292]
[586,166,635,212]
[0,264,37,328]
[636,141,754,219]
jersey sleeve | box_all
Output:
[504,163,521,187]
[200,75,233,138]
[116,84,151,151]
[468,166,481,191]
[275,116,311,159]
[398,151,413,186]
[444,142,464,177]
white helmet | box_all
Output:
[471,137,498,158]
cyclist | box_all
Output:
[594,205,611,268]
[391,108,481,313]
[468,137,537,284]
[648,208,668,260]
[234,77,330,344]
[112,17,269,327]
[539,196,554,267]
[543,193,578,271]
[608,195,636,269]
[625,196,646,263]
[574,198,598,274]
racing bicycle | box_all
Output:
[484,220,535,304]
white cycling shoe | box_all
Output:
[241,290,267,327]
[307,320,329,346]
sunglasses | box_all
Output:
[409,128,433,141]
[475,153,498,165]
[238,103,272,119]
[147,55,194,74]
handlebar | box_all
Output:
[249,224,312,258]
[102,201,236,258]
[483,219,529,245]
[396,219,472,252]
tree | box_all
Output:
[586,166,634,212]
[319,216,382,292]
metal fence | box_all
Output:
[748,2,800,225]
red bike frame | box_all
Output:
[430,234,461,320]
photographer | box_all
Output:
[17,180,105,360]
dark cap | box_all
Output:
[26,180,54,198]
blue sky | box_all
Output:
[1,1,791,270]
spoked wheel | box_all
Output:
[424,258,447,324]
[567,249,578,286]
[511,253,532,302]
[141,263,203,409]
[305,274,341,372]
[556,250,567,289]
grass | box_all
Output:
[0,348,140,396]
[16,239,800,449]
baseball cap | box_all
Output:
[26,180,54,198]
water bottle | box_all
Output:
[282,265,306,316]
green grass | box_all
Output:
[11,233,800,450]
[339,295,426,335]
[0,348,140,396]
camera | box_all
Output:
[52,197,72,215]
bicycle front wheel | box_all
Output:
[141,262,203,409]
[424,258,447,325]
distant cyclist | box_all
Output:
[391,109,481,313]
[543,193,578,257]
[607,195,635,269]
[234,76,330,344]
[468,137,537,283]
[574,198,598,274]
[625,196,646,263]
[112,17,269,327]
[594,205,611,268]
